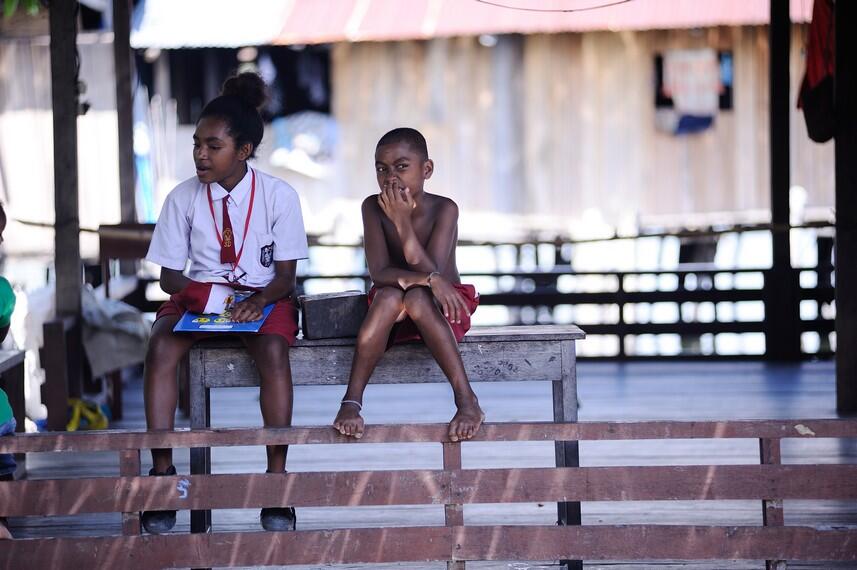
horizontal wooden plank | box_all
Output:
[453,464,857,504]
[1,525,854,568]
[2,419,855,453]
[0,526,454,569]
[193,324,585,349]
[204,339,568,387]
[455,525,857,561]
[2,465,855,516]
[0,470,448,516]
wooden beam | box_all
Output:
[836,0,857,412]
[766,0,800,360]
[49,0,81,317]
[112,0,136,224]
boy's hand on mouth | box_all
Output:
[378,183,415,226]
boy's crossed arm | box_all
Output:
[363,192,469,323]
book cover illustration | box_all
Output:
[173,285,273,333]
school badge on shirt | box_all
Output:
[260,242,274,267]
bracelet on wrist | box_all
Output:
[341,399,362,411]
[427,271,441,288]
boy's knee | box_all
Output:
[402,287,434,317]
[372,287,404,310]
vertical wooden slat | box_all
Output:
[835,0,857,412]
[766,0,800,361]
[760,438,786,570]
[189,347,212,535]
[553,339,582,570]
[42,320,70,431]
[2,356,27,477]
[443,441,465,570]
[112,0,136,227]
[49,0,82,322]
[119,449,141,535]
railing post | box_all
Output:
[759,438,786,570]
[119,449,141,535]
[189,347,212,535]
[443,441,465,570]
[553,339,582,570]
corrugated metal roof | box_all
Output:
[131,0,813,49]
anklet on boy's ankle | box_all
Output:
[341,399,362,411]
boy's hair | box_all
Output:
[199,72,268,159]
[377,127,429,160]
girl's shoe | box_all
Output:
[141,465,178,534]
[260,507,296,531]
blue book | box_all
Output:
[173,290,274,333]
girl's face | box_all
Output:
[192,116,251,188]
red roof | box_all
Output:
[273,0,813,45]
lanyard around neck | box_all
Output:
[206,168,256,273]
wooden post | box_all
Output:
[835,0,857,412]
[759,438,786,570]
[189,346,212,535]
[442,441,465,570]
[119,449,142,536]
[553,339,581,570]
[765,0,800,361]
[112,0,136,225]
[50,0,82,318]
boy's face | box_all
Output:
[193,116,251,186]
[375,142,433,194]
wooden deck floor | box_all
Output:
[7,360,857,569]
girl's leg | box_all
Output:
[402,287,484,441]
[242,334,293,473]
[144,316,196,473]
[333,286,405,438]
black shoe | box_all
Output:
[141,465,177,534]
[260,507,296,531]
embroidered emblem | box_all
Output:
[260,242,274,267]
[222,227,234,248]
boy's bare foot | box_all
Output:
[0,517,11,539]
[333,403,365,439]
[449,397,485,442]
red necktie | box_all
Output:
[220,197,237,264]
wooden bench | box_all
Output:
[1,419,856,569]
[0,349,25,478]
[187,325,585,542]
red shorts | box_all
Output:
[155,283,299,346]
[368,284,479,347]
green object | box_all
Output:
[0,277,14,328]
[0,389,11,425]
[0,277,13,424]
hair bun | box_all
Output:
[221,72,267,110]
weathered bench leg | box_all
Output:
[443,441,466,570]
[120,449,141,535]
[760,438,787,570]
[189,348,211,535]
[553,339,582,570]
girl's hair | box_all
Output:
[199,72,268,159]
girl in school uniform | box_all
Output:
[143,72,308,534]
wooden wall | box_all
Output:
[332,25,835,227]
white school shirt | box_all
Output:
[146,167,308,289]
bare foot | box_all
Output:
[333,403,365,439]
[0,517,11,540]
[448,397,485,442]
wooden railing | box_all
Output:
[98,223,836,359]
[1,419,856,569]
